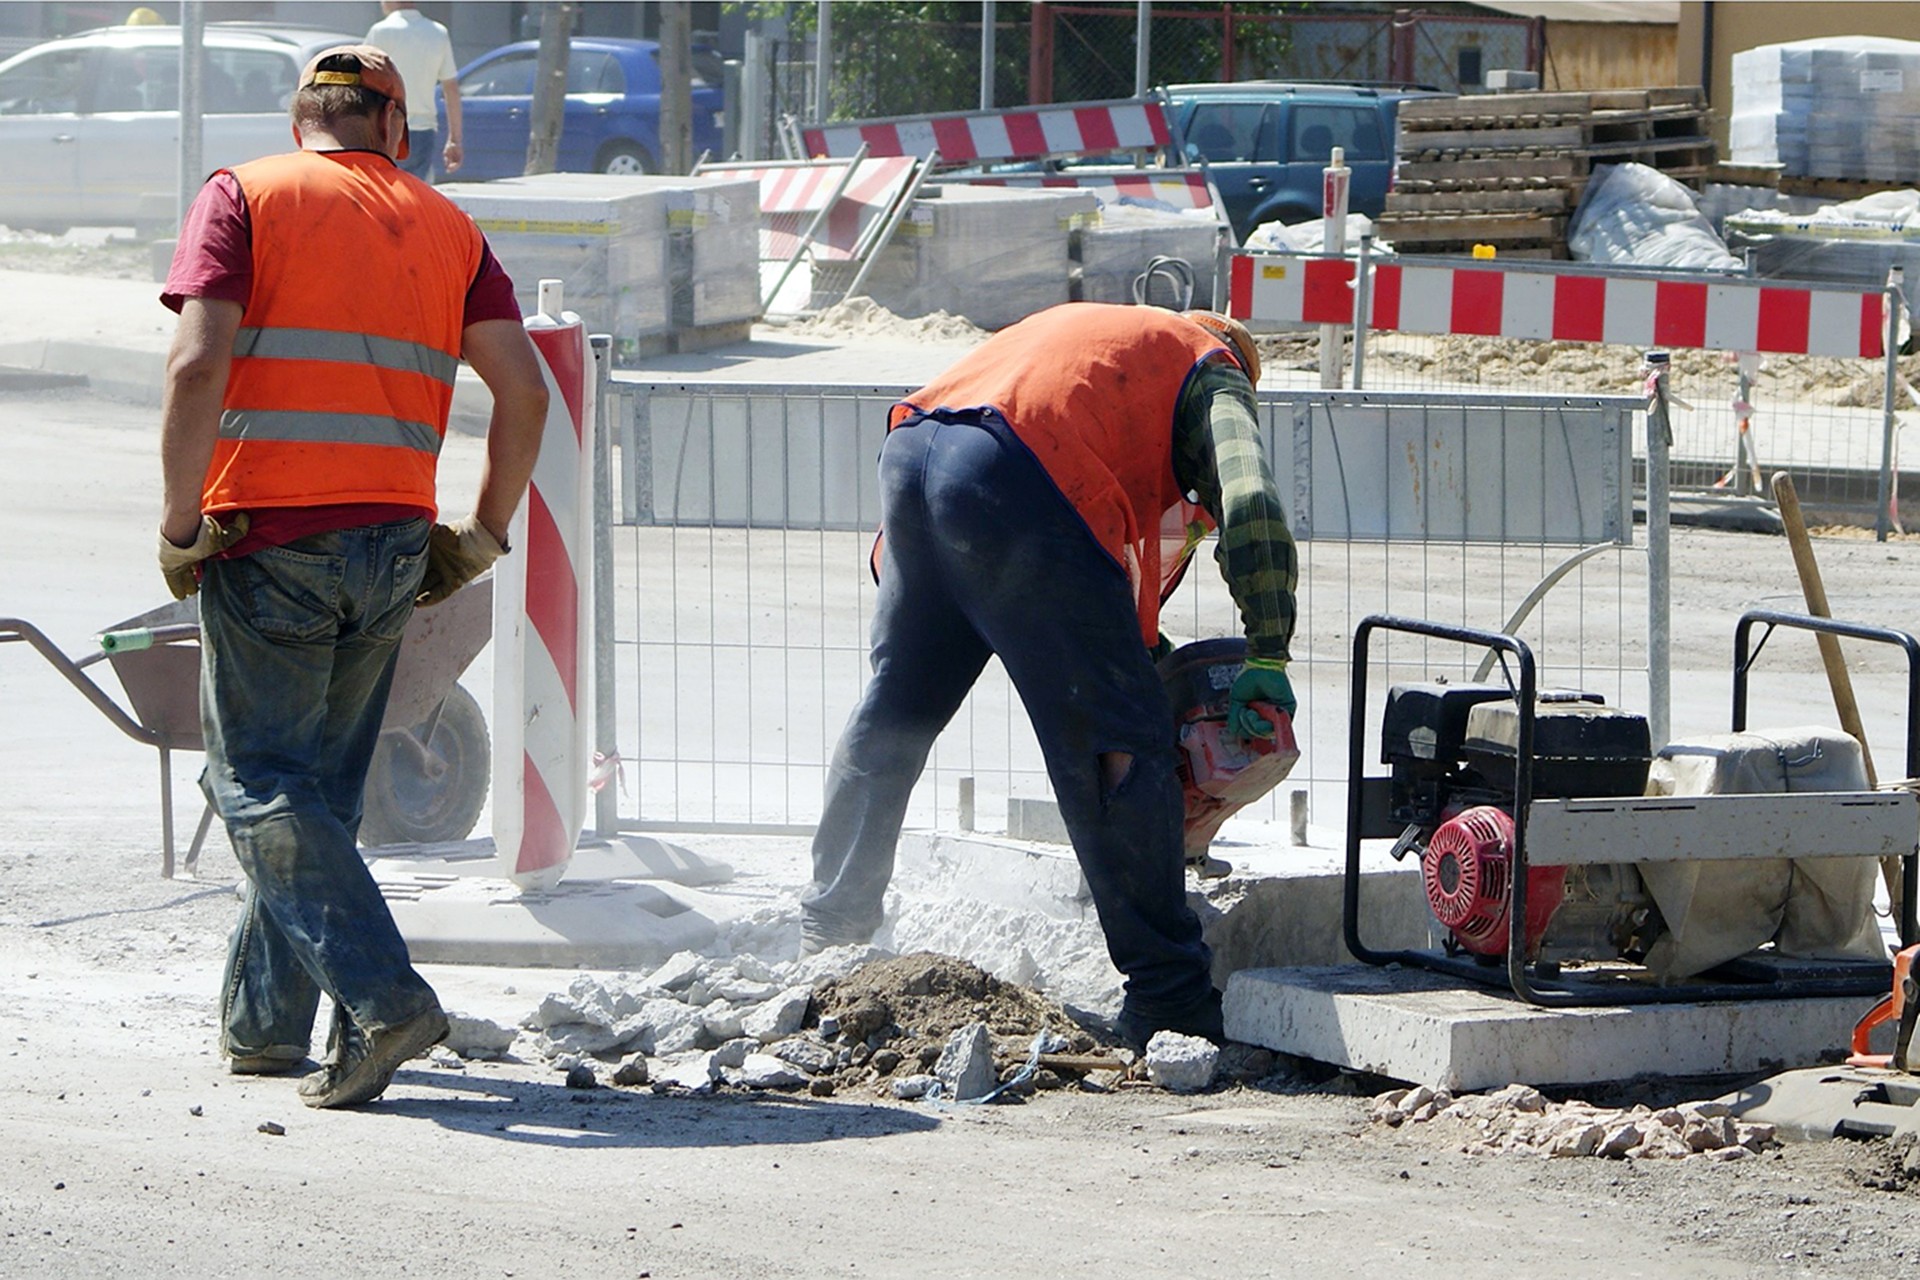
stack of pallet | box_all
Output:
[1382,87,1715,259]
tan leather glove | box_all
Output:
[416,515,506,607]
[156,513,249,600]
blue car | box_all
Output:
[445,37,725,180]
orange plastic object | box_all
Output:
[1848,942,1920,1069]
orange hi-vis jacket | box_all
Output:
[890,303,1231,647]
[204,149,484,516]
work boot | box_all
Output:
[226,1046,311,1076]
[298,1005,448,1109]
[1115,988,1226,1055]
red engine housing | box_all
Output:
[1421,805,1568,958]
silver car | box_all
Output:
[0,22,359,232]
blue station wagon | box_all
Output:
[1166,82,1449,241]
[448,36,725,180]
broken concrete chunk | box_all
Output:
[934,1022,997,1101]
[657,1053,721,1092]
[612,1056,650,1087]
[701,1003,745,1043]
[711,1038,757,1071]
[1143,1030,1219,1093]
[742,986,813,1043]
[565,1064,598,1090]
[1546,1123,1604,1159]
[645,951,706,994]
[1487,1083,1548,1113]
[1598,1122,1644,1159]
[443,1011,516,1059]
[768,1038,836,1075]
[733,1054,810,1090]
[891,1073,938,1100]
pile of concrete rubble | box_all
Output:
[1372,1082,1780,1161]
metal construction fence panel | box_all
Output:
[1228,251,1910,525]
[606,380,1642,838]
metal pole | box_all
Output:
[1352,232,1373,390]
[1319,146,1350,390]
[1644,350,1673,749]
[1134,0,1151,97]
[1877,266,1903,542]
[815,0,833,123]
[176,0,204,235]
[843,148,940,302]
[980,1,997,110]
[741,31,767,161]
[590,334,618,837]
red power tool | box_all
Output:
[1159,639,1301,877]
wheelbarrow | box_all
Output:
[0,576,495,878]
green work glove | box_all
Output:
[1227,656,1295,743]
[156,512,249,600]
[416,515,507,608]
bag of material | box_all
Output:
[1639,726,1884,983]
[1567,162,1741,272]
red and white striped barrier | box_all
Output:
[494,279,594,890]
[936,167,1215,212]
[1227,253,1887,360]
[702,156,919,262]
[802,97,1171,165]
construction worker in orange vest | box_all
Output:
[803,303,1299,1052]
[157,45,549,1108]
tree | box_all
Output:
[525,1,576,175]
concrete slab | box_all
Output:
[367,835,744,968]
[1224,963,1865,1092]
[1720,1065,1920,1141]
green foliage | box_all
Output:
[726,2,1300,118]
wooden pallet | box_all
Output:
[1375,212,1567,244]
[1385,188,1572,216]
[1396,87,1705,127]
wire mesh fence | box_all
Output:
[1334,330,1909,523]
[605,380,1642,839]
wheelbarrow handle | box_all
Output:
[84,623,201,668]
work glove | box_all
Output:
[416,515,507,608]
[1226,655,1295,743]
[156,512,249,600]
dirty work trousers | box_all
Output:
[803,413,1216,1022]
[198,518,441,1060]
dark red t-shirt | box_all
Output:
[162,157,524,556]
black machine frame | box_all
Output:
[1343,609,1920,1007]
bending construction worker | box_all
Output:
[157,46,548,1107]
[802,302,1299,1050]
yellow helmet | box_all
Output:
[1183,310,1260,387]
[125,6,164,24]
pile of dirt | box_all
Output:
[805,951,1106,1094]
[782,296,987,343]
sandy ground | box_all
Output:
[3,382,1920,1277]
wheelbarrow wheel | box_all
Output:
[359,683,490,847]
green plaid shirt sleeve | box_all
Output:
[1171,358,1298,662]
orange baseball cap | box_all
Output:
[298,45,409,159]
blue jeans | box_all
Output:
[398,128,437,181]
[804,414,1216,1021]
[199,518,440,1059]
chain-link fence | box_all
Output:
[745,4,1541,155]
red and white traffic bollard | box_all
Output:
[494,278,595,890]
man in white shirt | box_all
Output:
[365,1,463,181]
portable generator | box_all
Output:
[1377,680,1660,963]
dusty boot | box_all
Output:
[298,1005,448,1109]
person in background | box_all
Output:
[366,0,463,181]
[158,45,547,1108]
[801,303,1299,1052]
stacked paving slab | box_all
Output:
[1383,87,1714,259]
[1728,36,1920,200]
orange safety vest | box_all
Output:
[204,150,484,516]
[891,303,1230,647]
